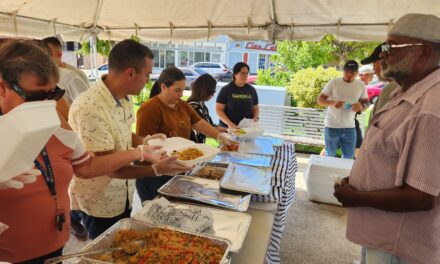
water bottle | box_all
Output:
[343,102,352,110]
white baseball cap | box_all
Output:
[359,65,374,74]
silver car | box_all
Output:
[179,67,208,89]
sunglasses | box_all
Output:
[10,82,65,102]
[381,42,424,55]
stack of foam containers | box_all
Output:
[303,155,354,205]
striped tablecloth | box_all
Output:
[252,142,297,264]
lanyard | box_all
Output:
[34,147,56,197]
[34,147,65,231]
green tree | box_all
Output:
[270,39,335,73]
[288,66,341,109]
[256,35,380,89]
[255,69,290,87]
[323,35,380,68]
[77,37,113,57]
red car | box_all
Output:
[367,81,385,104]
[247,75,258,84]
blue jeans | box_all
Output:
[324,127,356,159]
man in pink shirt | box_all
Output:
[334,13,440,264]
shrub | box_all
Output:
[133,81,153,106]
[255,69,290,87]
[288,66,341,109]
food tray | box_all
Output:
[213,152,272,168]
[188,162,229,181]
[135,200,251,252]
[80,218,231,264]
[158,176,251,212]
[220,164,272,195]
[238,138,275,156]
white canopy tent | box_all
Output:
[0,0,439,43]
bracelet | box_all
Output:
[138,145,144,162]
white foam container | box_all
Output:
[147,137,194,152]
[0,101,60,183]
[303,155,354,205]
[148,137,220,166]
[170,144,220,167]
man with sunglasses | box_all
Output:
[334,14,440,263]
[361,43,400,123]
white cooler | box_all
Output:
[303,155,354,205]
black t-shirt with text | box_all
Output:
[216,82,258,127]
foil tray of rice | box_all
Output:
[79,219,231,264]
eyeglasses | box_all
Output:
[381,42,424,54]
[10,82,65,102]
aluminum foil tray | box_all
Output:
[158,176,251,212]
[80,218,231,264]
[238,137,275,156]
[188,162,229,181]
[220,164,272,195]
[135,200,251,252]
[212,152,272,168]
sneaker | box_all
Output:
[70,221,88,240]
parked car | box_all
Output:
[179,67,208,89]
[191,62,230,75]
[149,67,164,82]
[85,63,109,80]
[214,71,233,83]
[247,74,258,84]
[367,80,385,104]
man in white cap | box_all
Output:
[358,65,375,85]
[334,13,440,264]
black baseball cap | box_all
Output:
[343,60,359,72]
[361,43,384,65]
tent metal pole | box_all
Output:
[89,32,99,80]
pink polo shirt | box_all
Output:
[0,128,90,262]
[347,69,440,264]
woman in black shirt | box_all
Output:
[188,74,227,143]
[215,62,259,128]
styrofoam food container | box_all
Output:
[0,101,60,183]
[148,137,194,152]
[169,143,220,167]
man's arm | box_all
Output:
[334,182,435,212]
[73,149,156,179]
[317,93,343,108]
[352,98,370,112]
[74,150,190,179]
